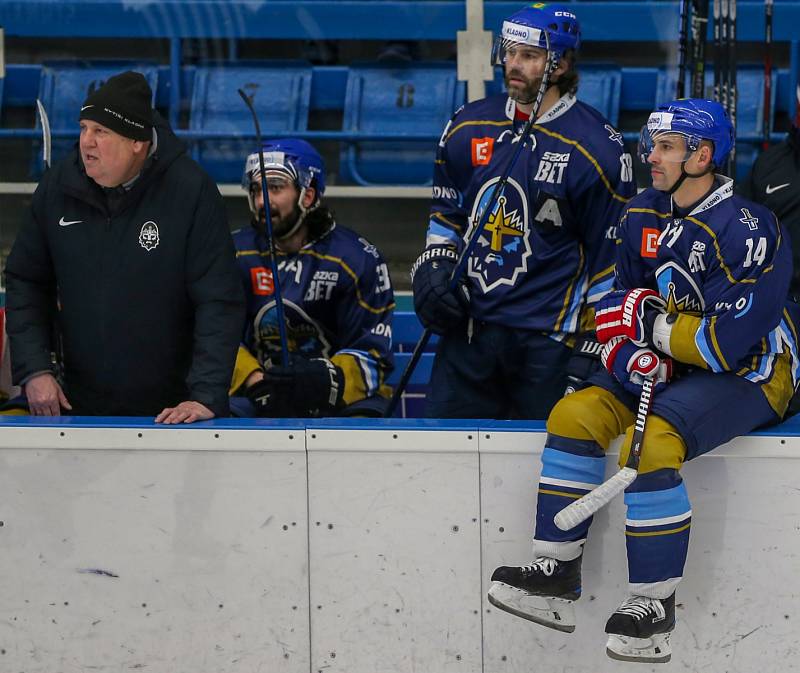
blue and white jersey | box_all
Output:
[232,222,395,407]
[616,178,800,413]
[427,92,635,338]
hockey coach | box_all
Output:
[4,71,244,422]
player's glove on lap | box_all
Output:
[601,337,673,396]
[261,357,345,417]
[564,335,604,395]
[411,245,470,335]
[245,378,293,418]
[595,288,666,346]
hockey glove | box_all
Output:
[245,378,293,418]
[564,335,604,395]
[595,288,666,346]
[262,357,345,417]
[601,337,673,396]
[411,245,470,335]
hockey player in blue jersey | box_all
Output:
[410,2,636,419]
[230,139,395,417]
[488,99,800,662]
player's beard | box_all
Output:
[504,69,542,105]
[259,205,302,239]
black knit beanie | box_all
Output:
[79,71,153,141]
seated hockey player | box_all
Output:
[230,139,395,418]
[410,2,635,419]
[487,99,800,663]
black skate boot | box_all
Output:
[487,556,582,633]
[605,593,675,663]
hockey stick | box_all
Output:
[795,83,800,129]
[677,0,691,98]
[762,0,773,150]
[690,0,710,98]
[237,88,290,367]
[35,98,51,169]
[713,0,722,104]
[384,35,557,418]
[554,375,656,531]
[35,98,65,384]
[726,0,737,178]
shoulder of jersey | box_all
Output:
[314,224,383,267]
[441,94,509,141]
[231,225,257,247]
[551,99,627,162]
[624,186,662,211]
[723,192,778,228]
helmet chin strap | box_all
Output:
[666,156,715,195]
[274,186,319,242]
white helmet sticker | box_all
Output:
[501,21,543,47]
[647,112,675,132]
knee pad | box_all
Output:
[547,385,634,449]
[619,415,687,473]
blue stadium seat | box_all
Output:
[388,311,438,418]
[655,66,776,179]
[578,64,622,127]
[189,62,312,184]
[340,62,466,186]
[33,62,158,176]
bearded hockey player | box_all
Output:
[410,2,636,419]
[231,139,395,417]
[488,98,800,662]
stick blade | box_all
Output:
[36,98,51,169]
[554,467,637,531]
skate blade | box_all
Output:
[487,581,576,633]
[605,633,671,664]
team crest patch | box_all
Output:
[655,261,705,314]
[139,221,159,251]
[253,299,332,364]
[467,176,531,293]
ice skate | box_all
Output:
[605,593,675,663]
[487,556,581,632]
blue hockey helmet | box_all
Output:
[491,3,581,66]
[242,138,326,207]
[639,98,735,168]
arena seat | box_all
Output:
[339,62,466,186]
[188,61,312,183]
[387,311,439,418]
[578,64,622,127]
[32,61,158,176]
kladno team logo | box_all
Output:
[253,299,332,364]
[655,261,705,314]
[467,177,531,293]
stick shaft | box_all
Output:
[554,377,655,530]
[237,89,290,367]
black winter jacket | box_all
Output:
[4,113,244,417]
[740,126,800,297]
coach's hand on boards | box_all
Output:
[411,245,470,335]
[601,337,672,396]
[595,288,666,346]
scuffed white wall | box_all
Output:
[0,421,797,672]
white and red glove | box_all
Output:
[595,288,666,346]
[601,336,673,395]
